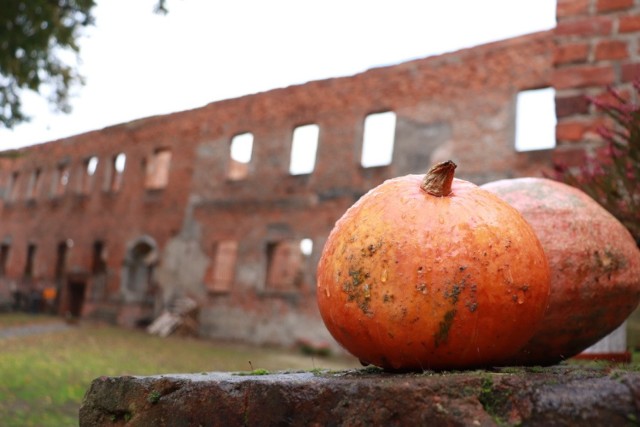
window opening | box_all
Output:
[145,148,172,190]
[0,243,10,276]
[515,87,557,151]
[55,240,70,281]
[54,164,70,197]
[207,240,238,293]
[361,111,396,167]
[289,124,319,175]
[53,240,69,305]
[26,168,41,200]
[265,240,307,291]
[228,133,254,180]
[24,243,36,279]
[7,171,19,202]
[127,242,152,293]
[300,238,313,256]
[87,156,98,176]
[80,156,99,194]
[115,153,126,173]
[108,153,126,192]
[122,237,157,303]
[92,241,107,274]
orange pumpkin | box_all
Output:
[482,177,640,365]
[316,161,551,371]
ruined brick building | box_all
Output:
[0,0,638,348]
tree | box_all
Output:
[0,0,96,129]
[0,1,172,129]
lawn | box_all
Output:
[0,314,359,426]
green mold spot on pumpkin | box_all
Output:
[447,284,463,304]
[594,248,626,274]
[434,309,457,347]
[343,268,375,315]
[360,241,383,257]
[352,269,370,285]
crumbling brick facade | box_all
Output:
[0,0,638,349]
[554,0,640,160]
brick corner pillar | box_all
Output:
[553,0,640,162]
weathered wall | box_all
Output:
[0,30,555,346]
[554,0,640,160]
[0,119,199,326]
[0,0,638,349]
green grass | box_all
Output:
[0,313,359,426]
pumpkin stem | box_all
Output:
[421,160,457,197]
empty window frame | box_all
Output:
[515,87,557,152]
[145,148,172,190]
[0,243,10,276]
[53,164,70,197]
[79,156,99,194]
[6,171,19,202]
[91,240,107,275]
[289,124,319,175]
[24,243,36,279]
[26,168,42,201]
[106,153,126,192]
[227,133,254,180]
[361,111,397,168]
[207,240,238,293]
[55,240,70,282]
[265,239,312,291]
[299,238,313,257]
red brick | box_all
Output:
[590,86,632,105]
[556,0,590,19]
[554,42,590,65]
[552,65,616,89]
[556,120,591,141]
[594,39,629,60]
[555,16,614,37]
[556,94,590,117]
[556,117,608,142]
[596,0,634,13]
[621,61,640,82]
[619,14,640,32]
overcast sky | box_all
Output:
[0,0,557,150]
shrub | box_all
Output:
[552,81,640,245]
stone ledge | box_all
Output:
[79,365,640,426]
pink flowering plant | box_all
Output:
[553,81,640,245]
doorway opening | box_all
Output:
[67,280,86,318]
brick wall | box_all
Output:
[553,0,640,165]
[0,31,556,346]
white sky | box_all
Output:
[0,0,557,151]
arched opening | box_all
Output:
[121,236,158,304]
